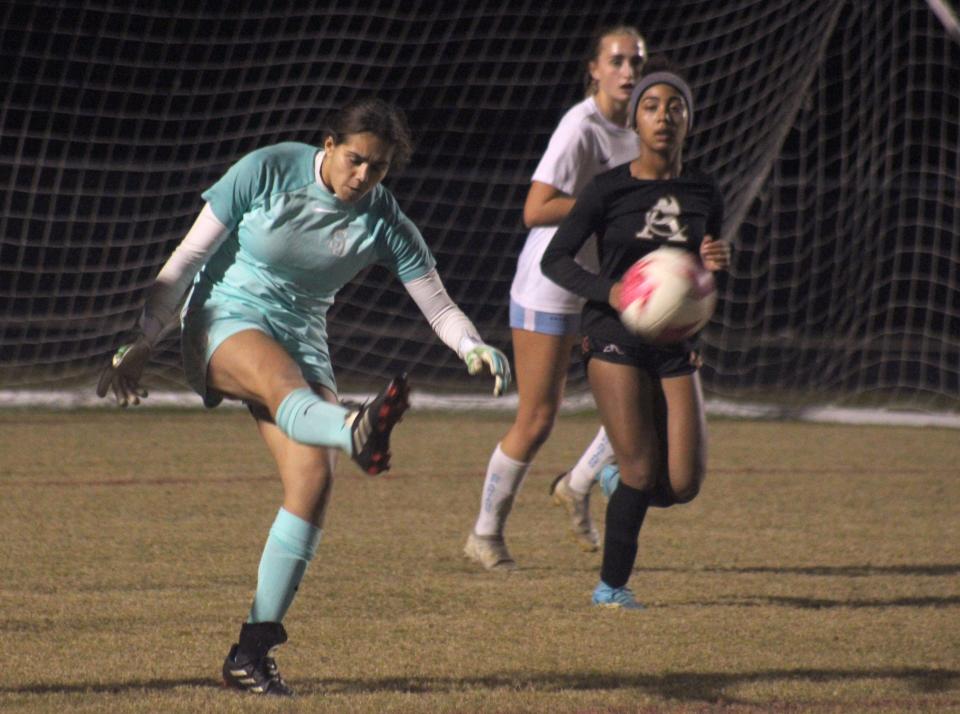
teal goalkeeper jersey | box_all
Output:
[194,141,435,322]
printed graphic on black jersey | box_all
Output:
[635,195,688,244]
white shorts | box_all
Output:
[510,225,596,314]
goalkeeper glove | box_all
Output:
[464,344,512,397]
[96,336,152,407]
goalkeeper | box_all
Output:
[97,98,510,697]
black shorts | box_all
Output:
[581,335,701,379]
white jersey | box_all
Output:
[510,96,639,314]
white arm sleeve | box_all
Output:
[139,203,229,345]
[403,268,484,359]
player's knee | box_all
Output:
[617,462,658,493]
[671,479,701,504]
[284,460,334,521]
[515,406,558,451]
[268,380,314,418]
[670,465,705,504]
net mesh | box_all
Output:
[1,0,958,411]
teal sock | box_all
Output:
[275,387,352,452]
[248,508,323,623]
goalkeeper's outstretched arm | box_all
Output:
[97,204,229,405]
[402,269,512,397]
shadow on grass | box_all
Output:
[635,564,960,577]
[308,667,960,701]
[3,667,957,702]
[705,564,960,577]
[713,594,960,609]
[0,678,216,695]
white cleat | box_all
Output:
[464,531,517,571]
[550,472,600,552]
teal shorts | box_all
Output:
[180,299,336,408]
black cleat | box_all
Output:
[350,374,410,475]
[222,622,293,697]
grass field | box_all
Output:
[1,407,958,713]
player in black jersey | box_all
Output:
[542,58,731,609]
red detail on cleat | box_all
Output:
[351,374,408,476]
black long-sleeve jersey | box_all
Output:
[541,162,724,347]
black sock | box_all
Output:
[237,622,288,660]
[600,481,651,588]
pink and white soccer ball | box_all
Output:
[618,247,717,343]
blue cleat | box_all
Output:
[592,581,645,610]
[597,464,620,500]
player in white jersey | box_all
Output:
[465,26,646,571]
[96,98,510,696]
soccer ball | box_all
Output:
[618,246,716,343]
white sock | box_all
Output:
[473,444,530,537]
[567,426,615,494]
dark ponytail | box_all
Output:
[324,98,414,170]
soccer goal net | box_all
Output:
[1,1,958,414]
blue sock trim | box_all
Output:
[271,507,322,558]
[247,509,322,624]
[275,387,351,452]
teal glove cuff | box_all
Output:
[464,344,512,397]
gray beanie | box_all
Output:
[627,71,694,131]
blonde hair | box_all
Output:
[584,25,646,97]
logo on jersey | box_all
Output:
[329,227,348,257]
[635,195,688,244]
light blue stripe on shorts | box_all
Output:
[509,299,581,336]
